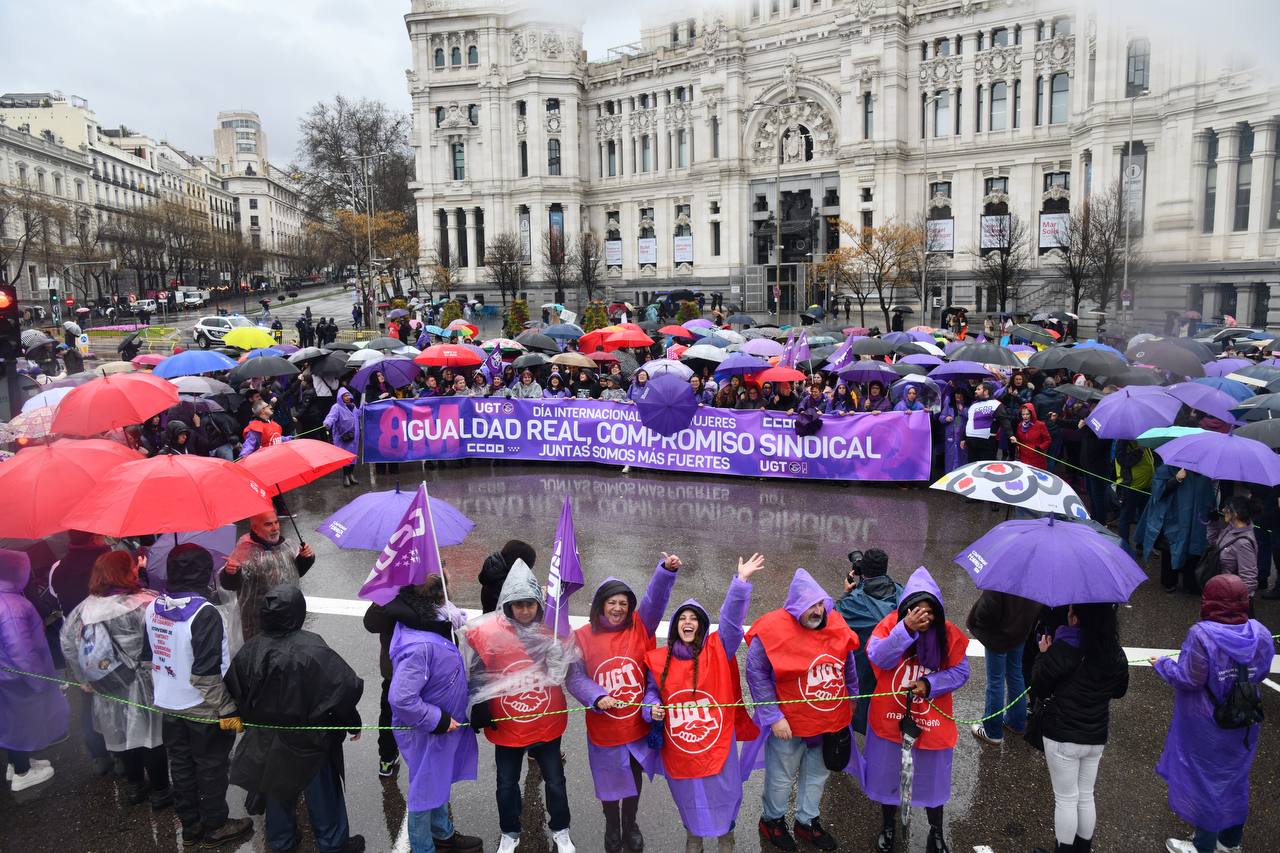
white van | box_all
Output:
[134,298,158,313]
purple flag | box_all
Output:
[481,346,504,380]
[780,333,796,368]
[358,483,442,605]
[825,335,856,373]
[544,495,584,638]
[793,330,811,365]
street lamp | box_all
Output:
[345,151,391,327]
[921,92,943,327]
[1122,88,1149,325]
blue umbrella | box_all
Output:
[713,352,769,381]
[1086,386,1181,439]
[634,372,698,436]
[544,323,585,340]
[244,347,285,359]
[153,350,238,379]
[350,357,423,393]
[881,332,914,345]
[423,324,449,337]
[1191,377,1253,402]
[1073,339,1126,358]
[316,487,474,550]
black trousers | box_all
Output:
[122,744,170,791]
[164,717,234,832]
[378,677,399,763]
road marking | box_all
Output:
[1264,678,1280,693]
[305,596,1280,673]
[974,846,997,853]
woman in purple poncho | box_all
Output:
[1156,574,1274,853]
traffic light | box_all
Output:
[0,283,20,361]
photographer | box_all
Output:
[834,549,902,734]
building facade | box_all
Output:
[405,0,1280,331]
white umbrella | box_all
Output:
[22,386,73,413]
[680,344,729,364]
[709,329,745,344]
[392,345,422,357]
[639,358,694,380]
[62,321,82,336]
[931,460,1090,518]
[347,349,386,369]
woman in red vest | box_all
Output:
[462,561,603,853]
[642,553,765,853]
[238,399,286,458]
[864,567,969,853]
[568,553,681,853]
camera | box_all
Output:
[847,550,865,585]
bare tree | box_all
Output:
[1050,206,1096,315]
[540,228,570,299]
[971,212,1033,312]
[1084,181,1130,315]
[847,218,921,330]
[569,231,605,304]
[904,213,952,314]
[0,185,63,290]
[428,239,464,301]
[484,232,526,306]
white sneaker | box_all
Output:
[5,759,51,782]
[1165,840,1197,853]
[551,828,576,853]
[10,763,54,791]
[1217,844,1242,853]
[496,834,519,853]
[969,722,1003,745]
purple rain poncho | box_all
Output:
[389,622,479,812]
[322,387,360,455]
[568,562,677,801]
[938,400,969,472]
[642,577,752,837]
[0,550,69,753]
[863,567,970,808]
[1155,618,1275,832]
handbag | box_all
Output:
[1023,695,1049,752]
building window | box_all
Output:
[1051,16,1072,37]
[435,107,445,127]
[1013,79,1022,128]
[468,104,479,126]
[671,23,680,45]
[549,139,562,176]
[641,135,652,172]
[450,47,461,66]
[36,171,45,192]
[639,207,655,238]
[711,221,721,256]
[518,141,528,177]
[1035,76,1044,125]
[862,95,873,139]
[1049,73,1069,124]
[546,98,560,114]
[954,88,962,135]
[1235,125,1254,231]
[771,0,779,15]
[992,27,1008,47]
[1270,147,1280,228]
[676,129,688,167]
[1126,38,1150,97]
[606,140,616,177]
[984,177,1010,214]
[249,198,258,209]
[928,182,952,221]
[711,117,720,158]
[250,215,259,227]
[688,19,696,39]
[1043,172,1070,213]
[434,48,445,68]
[53,174,62,196]
[933,91,950,137]
[467,45,479,65]
[516,100,526,117]
[452,142,465,180]
[976,85,984,133]
[75,180,84,201]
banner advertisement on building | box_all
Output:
[925,218,955,252]
[1038,212,1070,248]
[604,239,623,267]
[980,214,1012,250]
[360,398,933,481]
[548,208,565,262]
[1122,154,1146,226]
[673,235,694,263]
[637,237,658,265]
[519,210,531,263]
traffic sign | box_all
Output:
[158,290,169,299]
[1124,163,1143,180]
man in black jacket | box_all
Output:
[966,590,1040,745]
[478,540,537,614]
[226,585,365,853]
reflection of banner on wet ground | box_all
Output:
[361,398,932,481]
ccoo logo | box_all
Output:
[798,654,846,711]
[593,656,645,720]
[664,688,723,754]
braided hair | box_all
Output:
[659,605,706,699]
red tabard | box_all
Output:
[643,634,759,780]
[866,613,969,750]
[467,619,568,748]
[574,619,654,747]
[243,420,284,447]
[745,609,859,737]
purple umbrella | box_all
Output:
[838,361,899,384]
[929,360,996,382]
[900,353,943,367]
[906,330,935,343]
[1085,386,1181,439]
[943,340,967,356]
[683,318,716,330]
[350,357,423,393]
[742,338,784,358]
[634,372,698,436]
[1155,431,1280,486]
[713,352,769,381]
[881,332,913,345]
[955,518,1147,606]
[146,525,239,592]
[1202,358,1251,378]
[1164,381,1240,424]
[315,486,474,550]
[1007,344,1036,354]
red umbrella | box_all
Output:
[603,328,655,351]
[52,373,179,437]
[415,344,484,368]
[0,439,144,538]
[239,439,355,493]
[62,455,273,537]
[577,328,614,353]
[754,366,807,383]
[587,351,619,365]
[658,324,696,339]
[131,353,165,368]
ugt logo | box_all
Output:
[665,688,723,754]
[593,656,644,720]
[497,660,551,720]
[798,654,846,711]
[890,657,933,712]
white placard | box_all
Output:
[604,239,623,267]
[559,309,578,325]
[980,215,1011,250]
[673,235,694,263]
[925,218,954,253]
[637,237,658,265]
[1039,212,1070,248]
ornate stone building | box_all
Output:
[405,0,1280,331]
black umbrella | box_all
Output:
[288,347,327,364]
[365,337,404,352]
[727,314,756,325]
[1230,393,1280,423]
[213,346,242,359]
[890,362,929,377]
[202,392,245,414]
[892,342,930,357]
[889,305,915,314]
[515,331,559,353]
[512,353,550,370]
[849,338,896,357]
[227,356,300,383]
[667,289,696,302]
[1055,384,1104,403]
[1028,346,1127,376]
[1234,418,1280,448]
[1009,324,1058,346]
[1124,340,1205,377]
[948,342,1024,367]
[310,351,351,379]
[637,320,662,332]
[1159,337,1215,363]
[1226,364,1280,390]
[1108,366,1165,386]
[323,341,360,352]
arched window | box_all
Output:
[1126,38,1150,97]
[434,48,445,68]
[549,139,562,176]
[450,46,461,66]
[467,45,479,65]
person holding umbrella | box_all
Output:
[1029,603,1129,853]
[324,387,361,487]
[1155,574,1273,853]
[863,567,969,853]
[219,511,315,641]
[860,380,893,414]
[1137,465,1215,593]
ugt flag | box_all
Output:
[825,334,856,373]
[482,345,504,380]
[544,495,584,638]
[359,483,442,605]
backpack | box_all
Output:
[1208,663,1265,730]
[1194,543,1223,589]
[77,621,123,683]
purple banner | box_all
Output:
[360,398,932,481]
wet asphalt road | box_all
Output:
[4,460,1279,853]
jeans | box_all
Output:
[209,445,235,461]
[164,717,233,833]
[1193,824,1243,852]
[982,649,1028,739]
[762,734,830,825]
[266,760,351,852]
[1043,737,1105,845]
[1115,491,1149,556]
[494,737,570,836]
[408,804,454,853]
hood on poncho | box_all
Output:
[166,419,191,445]
[338,386,355,407]
[261,583,307,637]
[897,566,947,671]
[166,543,214,595]
[1201,574,1251,626]
[497,559,544,622]
[666,598,710,651]
[589,576,636,631]
[783,567,833,627]
[0,548,31,593]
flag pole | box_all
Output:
[421,481,455,644]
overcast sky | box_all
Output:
[2,1,1274,167]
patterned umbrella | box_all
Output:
[931,460,1090,518]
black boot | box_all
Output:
[873,826,895,853]
[1072,838,1091,852]
[926,828,950,853]
[604,824,623,853]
